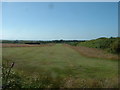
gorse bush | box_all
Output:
[77,37,120,54]
[2,60,22,89]
[109,39,120,54]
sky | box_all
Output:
[2,2,118,40]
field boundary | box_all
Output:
[64,44,118,60]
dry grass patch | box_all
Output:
[64,44,118,60]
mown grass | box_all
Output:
[2,44,118,88]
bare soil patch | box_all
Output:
[64,44,118,60]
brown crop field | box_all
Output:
[1,43,53,47]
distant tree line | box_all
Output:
[2,39,85,44]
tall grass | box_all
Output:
[2,44,118,88]
[2,60,118,89]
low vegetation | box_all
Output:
[2,60,118,88]
[76,37,120,54]
[2,44,118,88]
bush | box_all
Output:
[109,39,120,54]
[77,37,120,54]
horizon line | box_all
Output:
[1,36,119,41]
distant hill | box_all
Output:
[76,37,120,54]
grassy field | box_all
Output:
[2,44,118,88]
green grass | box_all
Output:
[2,44,118,80]
[2,44,118,88]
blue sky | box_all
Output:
[2,2,118,40]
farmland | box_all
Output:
[2,43,118,88]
